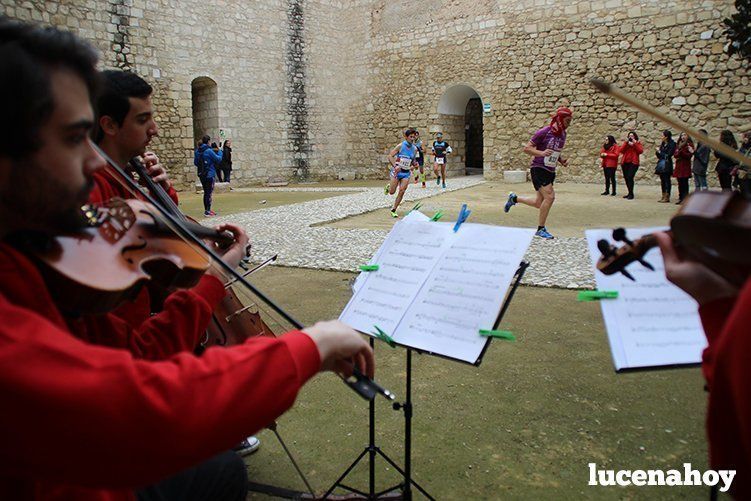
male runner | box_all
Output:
[431,132,451,188]
[385,128,418,218]
[412,130,426,187]
[504,107,573,239]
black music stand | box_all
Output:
[324,261,529,500]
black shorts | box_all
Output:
[531,167,555,191]
[416,155,424,166]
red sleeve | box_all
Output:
[605,145,620,161]
[700,279,751,495]
[0,296,321,489]
[698,296,738,384]
[635,142,644,154]
[73,274,226,359]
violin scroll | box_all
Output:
[596,228,658,281]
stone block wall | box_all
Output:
[3,0,749,188]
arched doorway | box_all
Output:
[436,85,484,176]
[191,77,219,145]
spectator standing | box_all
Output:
[655,130,676,203]
[692,129,710,192]
[193,135,223,216]
[599,135,619,196]
[220,139,233,185]
[673,132,694,204]
[619,130,643,200]
[738,132,751,196]
[714,130,738,191]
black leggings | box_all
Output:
[136,451,248,501]
[677,177,689,201]
[659,172,672,195]
[603,168,616,193]
[718,170,732,190]
[200,175,215,212]
[621,163,638,195]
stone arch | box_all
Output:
[191,76,219,145]
[434,84,484,176]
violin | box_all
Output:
[597,190,751,287]
[31,197,233,315]
[127,157,276,351]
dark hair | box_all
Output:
[0,17,99,159]
[662,130,672,140]
[93,69,152,143]
[627,130,639,141]
[201,135,210,144]
[403,128,416,137]
[210,142,218,148]
[603,135,616,149]
[720,129,737,148]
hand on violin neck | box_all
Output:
[655,232,739,306]
[141,152,171,190]
[302,320,375,379]
[206,223,250,280]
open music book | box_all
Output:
[585,228,707,371]
[341,211,534,364]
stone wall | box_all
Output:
[3,0,749,188]
[339,0,750,185]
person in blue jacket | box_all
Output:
[194,135,223,216]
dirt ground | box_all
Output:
[240,265,711,500]
[326,181,681,238]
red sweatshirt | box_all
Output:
[0,243,320,500]
[698,277,751,499]
[619,140,644,166]
[600,144,619,168]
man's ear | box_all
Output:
[98,115,119,138]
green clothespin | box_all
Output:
[359,264,379,272]
[479,329,516,341]
[577,290,619,302]
[409,202,422,213]
[372,325,396,348]
[430,210,444,221]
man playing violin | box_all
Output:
[0,17,374,501]
[656,233,751,498]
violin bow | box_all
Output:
[92,144,394,402]
[591,79,751,170]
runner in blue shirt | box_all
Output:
[385,128,418,218]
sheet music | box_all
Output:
[341,218,534,364]
[585,228,706,371]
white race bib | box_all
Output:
[398,157,412,170]
[544,150,560,168]
[436,157,445,165]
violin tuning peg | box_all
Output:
[637,258,655,271]
[612,228,633,245]
[597,239,615,257]
[620,269,635,281]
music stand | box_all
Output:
[324,261,529,500]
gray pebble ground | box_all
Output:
[208,176,595,289]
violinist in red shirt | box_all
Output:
[0,19,373,501]
[599,135,619,196]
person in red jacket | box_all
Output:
[0,19,374,501]
[673,132,695,205]
[656,232,749,499]
[618,131,643,200]
[599,135,619,196]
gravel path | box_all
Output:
[208,176,595,289]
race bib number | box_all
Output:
[398,157,412,170]
[436,157,445,165]
[544,150,560,168]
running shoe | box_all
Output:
[436,176,441,186]
[442,182,446,189]
[390,210,398,218]
[504,192,517,213]
[535,227,554,239]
